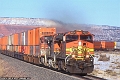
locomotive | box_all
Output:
[0,27,94,74]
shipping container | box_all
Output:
[9,46,15,57]
[0,45,1,53]
[2,45,7,51]
[21,32,24,45]
[14,45,18,52]
[33,46,40,56]
[11,35,14,45]
[35,46,40,56]
[101,41,115,50]
[25,31,28,45]
[28,30,33,45]
[114,42,120,49]
[23,27,56,46]
[24,46,27,54]
[2,36,8,45]
[0,38,1,45]
[33,27,56,45]
[10,45,14,51]
[0,38,2,46]
[21,45,32,55]
[2,37,5,45]
[13,33,19,45]
[33,46,35,56]
[20,31,29,45]
[31,30,33,45]
[39,27,56,37]
[24,46,30,55]
[7,45,10,51]
[18,33,21,45]
[35,28,39,45]
[0,38,3,46]
[33,29,36,45]
[18,46,21,53]
[30,46,33,55]
[8,35,12,45]
[21,46,25,53]
[94,41,101,50]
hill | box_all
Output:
[0,17,120,41]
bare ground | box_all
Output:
[0,51,120,80]
[0,54,81,80]
[93,51,120,80]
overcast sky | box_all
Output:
[0,0,120,26]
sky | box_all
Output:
[0,0,120,27]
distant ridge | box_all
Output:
[0,17,120,41]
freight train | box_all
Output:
[94,41,120,51]
[0,27,94,75]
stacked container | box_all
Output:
[0,27,56,58]
[101,41,115,50]
[114,42,120,50]
[13,33,19,45]
[94,41,102,50]
[1,36,8,54]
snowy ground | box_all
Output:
[91,51,120,80]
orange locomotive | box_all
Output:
[41,30,94,74]
[0,27,94,75]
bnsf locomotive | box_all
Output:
[0,27,94,75]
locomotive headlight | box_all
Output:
[78,41,81,46]
[86,55,89,58]
[72,55,76,58]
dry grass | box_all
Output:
[105,69,117,76]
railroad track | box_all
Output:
[0,53,107,80]
[40,65,107,80]
[72,74,107,80]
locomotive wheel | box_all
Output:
[48,59,56,68]
[58,60,65,71]
[58,61,61,70]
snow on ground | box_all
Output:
[91,51,120,80]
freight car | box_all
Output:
[0,27,94,75]
[94,41,120,51]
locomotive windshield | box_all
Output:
[80,35,92,42]
[66,35,78,41]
